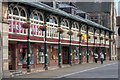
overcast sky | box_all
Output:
[116,0,120,16]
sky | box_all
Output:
[116,0,120,16]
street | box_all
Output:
[14,61,118,79]
[57,62,118,78]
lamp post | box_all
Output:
[57,17,64,68]
[67,20,73,66]
[86,26,89,63]
[69,32,72,66]
[38,13,48,70]
[22,10,31,72]
[43,13,48,70]
[77,24,82,64]
[109,32,111,61]
[93,28,96,62]
[104,31,106,60]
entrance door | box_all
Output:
[8,44,16,70]
[62,46,69,64]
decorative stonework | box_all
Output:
[2,3,9,24]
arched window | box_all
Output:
[48,16,53,23]
[89,27,93,32]
[102,31,104,35]
[81,25,86,31]
[96,29,99,34]
[30,13,33,19]
[72,22,75,28]
[76,23,79,29]
[38,13,43,21]
[65,20,69,27]
[61,21,65,26]
[20,9,26,17]
[13,7,19,15]
[33,12,38,20]
[53,17,57,24]
[9,8,12,14]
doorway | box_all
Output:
[8,44,16,70]
[62,46,69,64]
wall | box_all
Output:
[2,2,9,78]
[0,2,3,79]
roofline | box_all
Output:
[9,0,113,33]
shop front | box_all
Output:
[8,41,45,70]
[48,44,58,67]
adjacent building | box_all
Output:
[118,1,120,16]
[74,2,117,60]
[116,16,120,60]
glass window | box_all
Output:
[61,21,65,26]
[20,10,26,17]
[37,46,44,64]
[13,8,19,15]
[74,47,79,59]
[34,13,38,20]
[49,18,53,23]
[18,48,27,65]
[53,17,57,24]
[30,13,33,19]
[30,49,34,64]
[39,13,43,21]
[76,23,79,29]
[18,47,34,65]
[8,9,12,14]
[72,24,74,28]
[65,20,68,27]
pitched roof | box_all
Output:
[9,0,113,32]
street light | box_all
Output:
[57,25,64,68]
[86,26,89,63]
[22,9,33,72]
[22,20,31,72]
[77,31,82,64]
[67,29,73,66]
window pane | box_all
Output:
[39,14,43,21]
[65,20,68,27]
[61,21,65,26]
[37,46,44,64]
[13,8,19,15]
[49,18,53,23]
[53,17,57,24]
[21,10,26,17]
[34,13,38,20]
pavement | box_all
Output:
[13,60,118,79]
